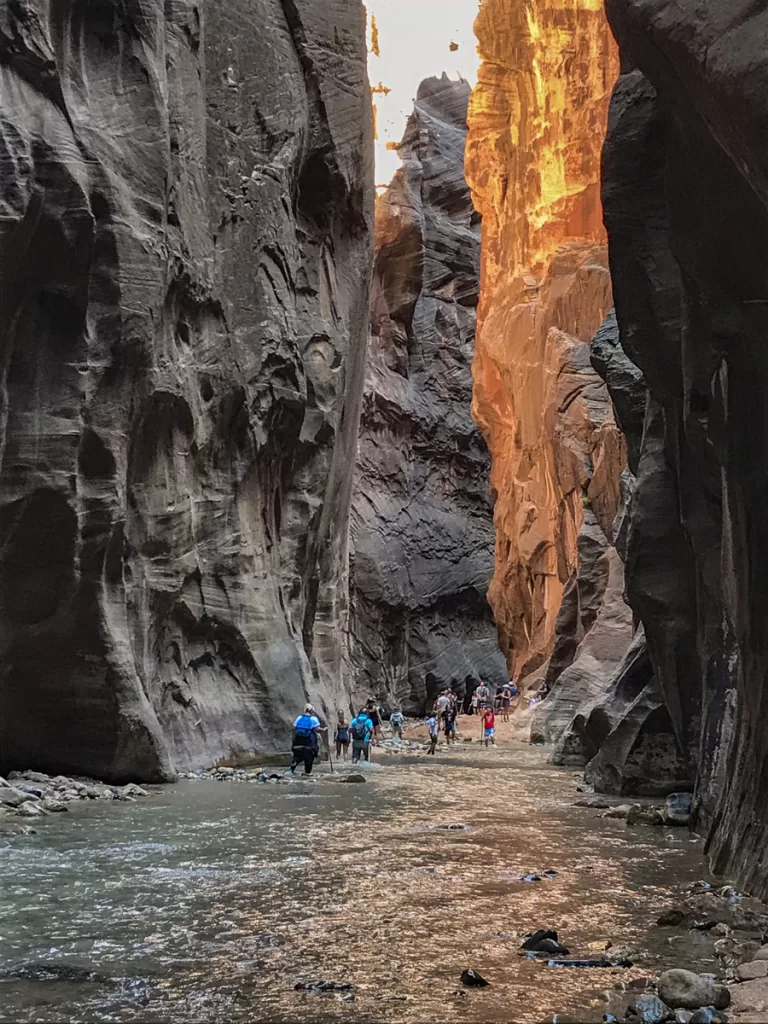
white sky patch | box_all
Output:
[367,0,480,190]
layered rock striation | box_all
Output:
[0,0,373,780]
[350,75,506,711]
[599,0,768,896]
[466,0,621,682]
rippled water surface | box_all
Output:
[0,744,719,1023]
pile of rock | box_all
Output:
[0,770,148,825]
[576,792,693,828]
[626,969,730,1023]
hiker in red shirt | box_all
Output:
[482,708,496,747]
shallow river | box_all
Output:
[1,743,721,1023]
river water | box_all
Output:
[0,743,721,1023]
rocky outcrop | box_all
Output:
[349,75,506,711]
[0,0,373,780]
[600,1,768,895]
[465,0,620,681]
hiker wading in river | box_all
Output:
[289,704,325,775]
[349,709,374,763]
[334,711,350,761]
[426,712,439,754]
[482,706,496,747]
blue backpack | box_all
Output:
[293,715,316,746]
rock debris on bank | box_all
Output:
[0,770,148,833]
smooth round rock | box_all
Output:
[658,970,730,1011]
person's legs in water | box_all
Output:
[361,742,370,761]
[351,742,361,764]
[303,747,315,775]
[429,734,437,754]
[289,746,304,772]
[342,740,350,761]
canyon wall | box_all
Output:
[0,0,373,780]
[599,0,768,898]
[350,75,507,711]
[465,0,622,683]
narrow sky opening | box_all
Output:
[366,0,481,190]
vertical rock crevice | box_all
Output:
[349,74,507,711]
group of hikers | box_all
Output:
[287,678,547,776]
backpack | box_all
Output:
[351,717,368,741]
[293,714,315,746]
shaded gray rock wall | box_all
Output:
[0,0,373,780]
[349,75,506,712]
[601,0,768,895]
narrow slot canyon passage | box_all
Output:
[1,1,768,1023]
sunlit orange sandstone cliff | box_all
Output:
[466,0,621,682]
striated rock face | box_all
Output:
[601,1,768,894]
[350,75,506,711]
[466,0,620,680]
[0,0,373,780]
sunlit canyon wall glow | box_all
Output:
[465,0,621,682]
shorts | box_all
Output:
[484,728,494,737]
[502,699,511,708]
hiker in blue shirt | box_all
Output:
[289,704,324,775]
[349,709,373,763]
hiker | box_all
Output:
[349,708,374,763]
[425,711,439,754]
[469,686,479,716]
[529,681,548,707]
[442,701,457,744]
[366,699,382,744]
[289,704,324,775]
[450,690,460,716]
[475,681,490,710]
[335,711,350,761]
[390,707,404,739]
[494,683,504,711]
[436,690,451,718]
[482,706,496,747]
[501,682,513,722]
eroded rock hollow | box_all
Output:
[0,0,373,780]
[349,75,507,711]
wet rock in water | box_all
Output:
[460,969,489,988]
[665,794,693,827]
[342,774,366,784]
[674,1012,693,1024]
[17,801,45,817]
[658,970,730,1011]
[121,784,148,798]
[658,910,688,927]
[737,960,768,981]
[627,805,665,826]
[41,799,69,813]
[0,788,36,808]
[5,962,113,984]
[688,1009,728,1024]
[627,994,673,1022]
[521,929,567,953]
[434,824,471,831]
[548,957,631,968]
[602,804,634,819]
[523,873,543,883]
[575,796,611,809]
[588,940,613,951]
[13,783,47,799]
[295,981,355,995]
